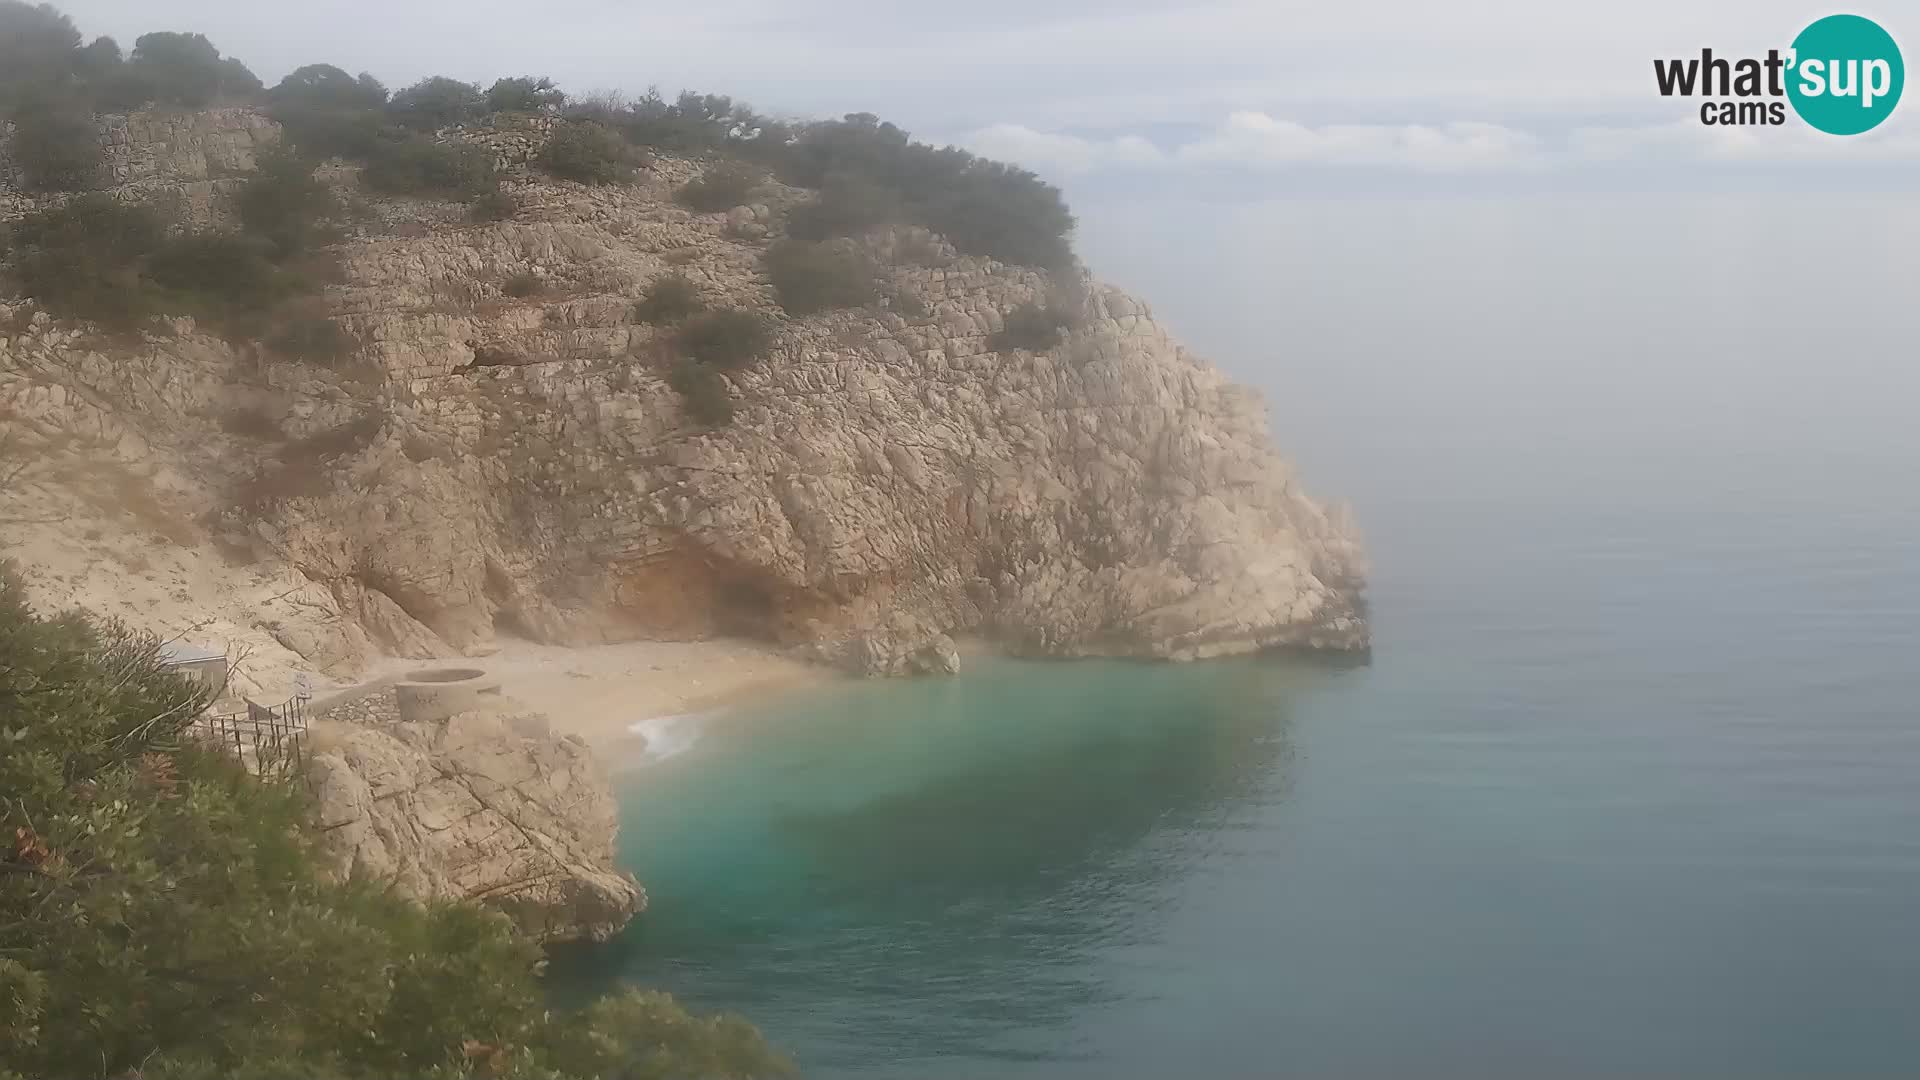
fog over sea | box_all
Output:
[558,192,1920,1079]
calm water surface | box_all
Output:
[562,195,1920,1078]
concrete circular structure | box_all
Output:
[394,667,503,724]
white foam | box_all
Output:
[627,711,707,761]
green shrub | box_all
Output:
[0,567,791,1080]
[236,148,338,258]
[270,63,388,111]
[147,231,291,322]
[70,34,126,100]
[124,31,257,108]
[265,316,356,365]
[502,271,543,298]
[0,1,82,106]
[387,75,484,130]
[361,137,497,197]
[1,189,339,336]
[267,65,388,159]
[675,160,762,213]
[486,75,564,114]
[3,194,164,328]
[784,172,901,242]
[990,301,1070,352]
[677,308,770,369]
[616,89,764,153]
[763,239,879,316]
[6,97,101,193]
[270,101,384,159]
[632,272,704,324]
[668,360,734,426]
[468,187,518,222]
[536,120,641,185]
[775,113,1076,270]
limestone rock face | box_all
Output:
[0,110,1370,688]
[306,702,644,943]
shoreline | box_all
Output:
[471,637,837,760]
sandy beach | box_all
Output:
[469,637,835,755]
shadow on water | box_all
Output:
[547,654,1333,1071]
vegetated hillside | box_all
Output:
[0,0,1367,697]
[0,562,793,1080]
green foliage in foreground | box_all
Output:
[0,567,793,1080]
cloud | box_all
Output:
[963,124,1168,174]
[1174,113,1546,172]
[956,109,1920,180]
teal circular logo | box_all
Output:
[1787,14,1904,135]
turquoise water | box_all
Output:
[559,195,1920,1077]
[567,455,1920,1076]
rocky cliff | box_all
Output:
[306,688,644,943]
[0,107,1368,690]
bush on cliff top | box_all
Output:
[0,1,83,106]
[267,63,390,158]
[763,238,880,316]
[536,119,644,185]
[784,171,903,243]
[487,75,564,114]
[121,30,260,108]
[388,75,486,131]
[0,564,793,1079]
[674,159,762,213]
[777,113,1077,270]
[361,136,499,198]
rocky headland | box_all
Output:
[1,105,1368,940]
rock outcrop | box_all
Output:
[0,107,1369,690]
[1,107,279,224]
[305,692,644,943]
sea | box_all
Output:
[555,192,1920,1078]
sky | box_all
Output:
[50,0,1920,197]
